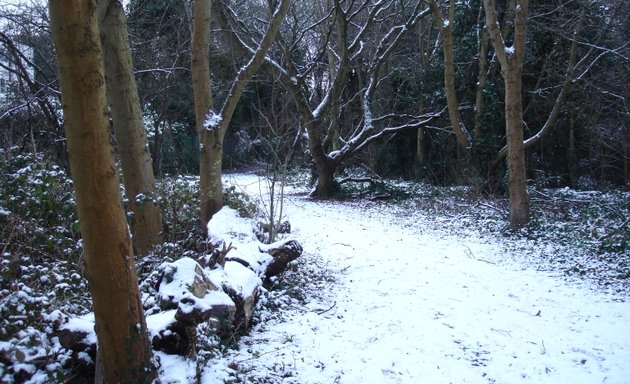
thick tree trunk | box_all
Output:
[314,159,337,198]
[49,1,157,383]
[99,0,163,254]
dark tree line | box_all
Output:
[1,0,629,225]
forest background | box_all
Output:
[0,0,628,382]
[2,0,628,198]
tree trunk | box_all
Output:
[504,69,529,227]
[49,1,157,383]
[429,0,472,149]
[194,0,291,225]
[416,98,428,165]
[315,159,337,198]
[417,11,430,165]
[199,131,224,226]
[568,117,576,187]
[474,8,489,136]
[484,0,530,229]
[191,0,218,227]
[99,0,163,254]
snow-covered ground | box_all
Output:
[189,173,629,384]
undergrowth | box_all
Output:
[0,153,627,381]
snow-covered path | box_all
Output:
[205,175,630,384]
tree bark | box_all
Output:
[484,0,530,229]
[49,1,157,383]
[99,0,163,254]
[194,0,292,226]
[191,0,219,227]
[428,0,472,149]
[473,7,489,136]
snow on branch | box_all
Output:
[203,110,222,131]
[331,108,444,162]
[350,111,443,156]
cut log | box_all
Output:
[261,239,303,288]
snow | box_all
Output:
[224,261,262,297]
[203,110,222,131]
[207,206,274,276]
[158,257,209,298]
[505,45,516,55]
[204,256,263,299]
[155,257,234,315]
[146,310,177,338]
[193,173,630,384]
[60,313,97,346]
[207,206,258,245]
[156,351,197,383]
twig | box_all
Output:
[475,201,508,215]
[338,176,379,185]
[597,217,630,241]
[236,344,293,364]
[315,301,337,315]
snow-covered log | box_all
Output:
[260,239,303,288]
[207,207,303,284]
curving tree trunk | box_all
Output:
[99,0,162,254]
[483,0,530,229]
[428,0,472,149]
[49,1,157,382]
[193,0,292,226]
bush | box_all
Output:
[0,148,81,263]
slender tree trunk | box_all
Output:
[49,1,157,383]
[99,0,162,254]
[417,11,430,165]
[199,132,224,225]
[484,0,530,229]
[474,7,489,136]
[191,0,219,227]
[417,97,428,164]
[568,117,576,186]
[429,0,472,149]
[504,68,529,227]
[624,124,629,185]
[151,118,164,177]
[195,0,292,225]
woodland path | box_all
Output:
[206,174,630,384]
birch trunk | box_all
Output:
[99,0,162,254]
[49,1,157,382]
